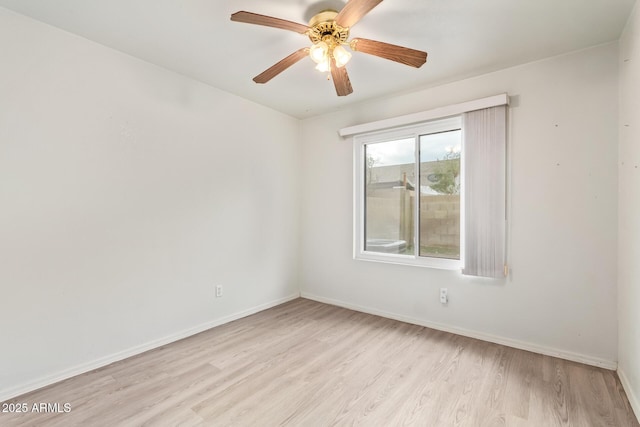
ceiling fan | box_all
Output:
[230,0,428,97]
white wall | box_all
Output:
[0,8,300,401]
[619,1,640,418]
[300,43,619,367]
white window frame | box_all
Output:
[354,116,463,270]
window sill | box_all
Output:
[354,251,462,271]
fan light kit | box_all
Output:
[231,0,427,96]
[307,9,352,73]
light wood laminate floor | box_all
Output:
[1,298,638,426]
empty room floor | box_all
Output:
[1,298,638,426]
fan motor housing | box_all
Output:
[307,10,349,45]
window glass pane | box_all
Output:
[419,130,461,259]
[364,138,415,255]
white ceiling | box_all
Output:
[0,0,635,118]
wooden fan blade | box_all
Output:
[330,58,353,97]
[253,48,309,84]
[335,0,383,28]
[350,38,427,68]
[231,11,309,34]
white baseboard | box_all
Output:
[0,293,300,403]
[300,292,618,371]
[618,366,640,423]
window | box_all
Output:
[349,95,508,277]
[355,117,463,269]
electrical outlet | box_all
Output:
[440,288,448,304]
[216,285,223,298]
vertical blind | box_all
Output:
[462,105,507,278]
